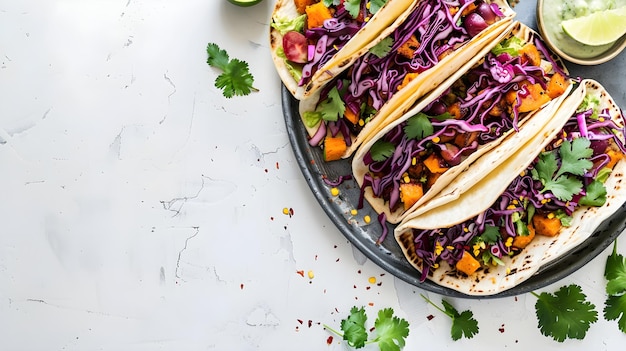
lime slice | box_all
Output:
[227,0,263,7]
[562,6,626,46]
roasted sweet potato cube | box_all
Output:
[519,43,542,66]
[456,251,481,276]
[306,1,333,29]
[400,182,424,210]
[546,72,569,99]
[505,81,550,113]
[397,35,420,59]
[323,136,347,161]
[512,223,536,249]
[295,0,317,14]
[532,213,562,237]
[606,147,624,169]
[423,153,449,173]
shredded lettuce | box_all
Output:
[271,14,306,35]
[577,93,602,119]
[276,47,303,81]
[491,36,524,56]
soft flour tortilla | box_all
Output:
[298,0,515,157]
[395,79,626,296]
[352,22,569,224]
[270,0,418,100]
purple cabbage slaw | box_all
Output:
[309,0,505,147]
[409,104,626,282]
[358,32,569,215]
[300,5,363,87]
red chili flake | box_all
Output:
[369,326,375,332]
[368,302,374,307]
[240,283,244,290]
[315,255,318,260]
[357,270,362,274]
[366,286,371,290]
[335,258,340,262]
[377,282,382,286]
[296,270,305,277]
[310,159,316,165]
[353,285,357,289]
[270,217,274,221]
[427,314,435,321]
[334,245,338,248]
[297,319,303,324]
[264,169,269,173]
[515,296,518,302]
[308,320,313,328]
[499,324,505,333]
[326,336,333,345]
[276,162,280,169]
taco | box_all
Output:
[296,0,516,161]
[270,0,418,100]
[352,22,572,224]
[394,79,626,296]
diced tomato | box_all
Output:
[282,31,308,63]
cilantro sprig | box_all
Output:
[421,294,479,340]
[531,138,594,201]
[323,306,409,351]
[531,284,598,342]
[206,43,258,98]
[604,240,626,333]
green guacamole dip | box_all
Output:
[541,0,626,58]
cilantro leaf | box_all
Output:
[605,241,626,296]
[603,241,626,333]
[344,0,361,18]
[404,113,434,140]
[556,138,593,178]
[421,294,479,341]
[369,0,388,14]
[206,43,230,70]
[341,306,369,348]
[206,43,257,98]
[604,294,626,333]
[323,306,410,351]
[317,86,346,122]
[370,140,396,162]
[532,150,558,185]
[532,138,594,201]
[369,37,394,58]
[372,308,409,351]
[543,175,584,201]
[579,179,608,206]
[532,285,598,342]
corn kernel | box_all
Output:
[330,187,339,196]
[358,119,365,127]
[368,276,376,284]
[351,209,358,216]
[308,270,314,279]
[282,207,289,215]
[364,215,371,224]
[432,136,441,143]
[547,212,555,219]
[412,157,417,166]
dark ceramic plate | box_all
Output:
[282,1,626,298]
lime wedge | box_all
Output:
[227,0,263,7]
[562,6,626,46]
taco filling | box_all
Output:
[407,90,626,282]
[272,0,390,86]
[302,0,509,157]
[357,33,569,217]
